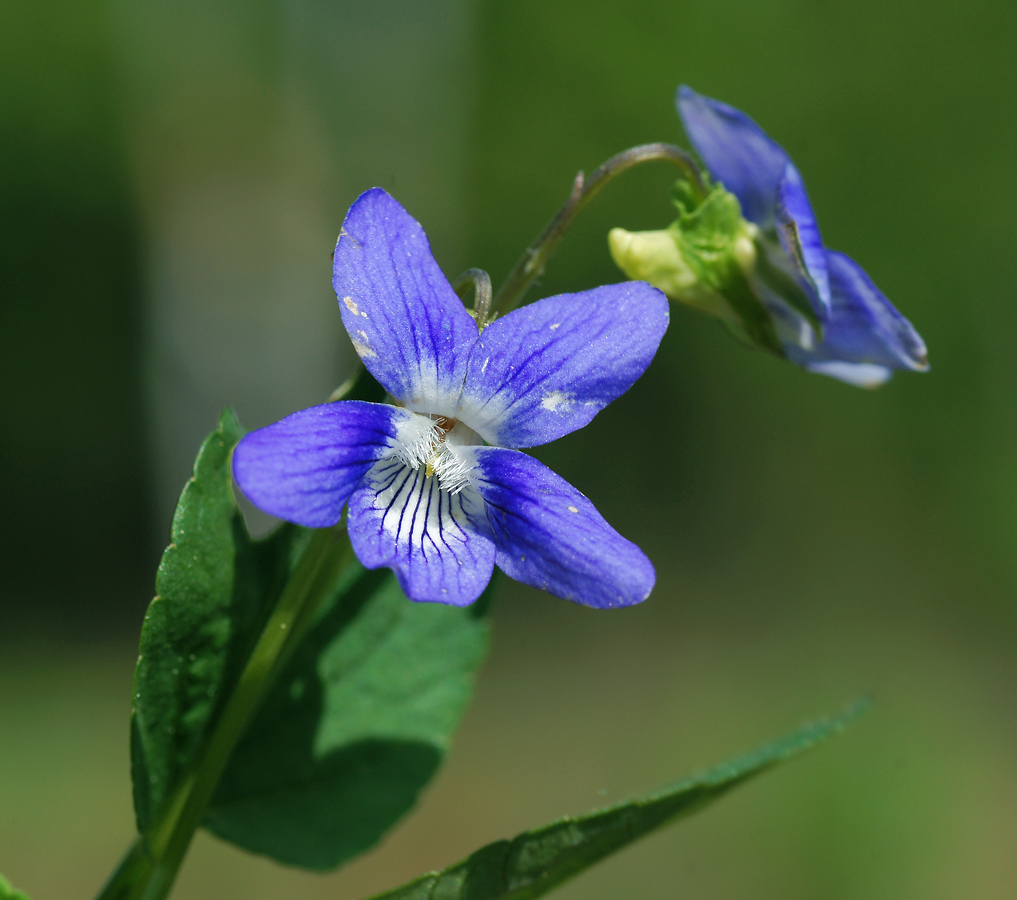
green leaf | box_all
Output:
[131,408,278,831]
[0,873,31,900]
[131,411,491,870]
[367,698,870,900]
[204,569,490,869]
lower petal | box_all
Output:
[233,401,404,528]
[821,249,928,371]
[803,360,892,388]
[347,458,495,606]
[782,250,929,385]
[471,447,655,609]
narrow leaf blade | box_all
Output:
[368,698,870,900]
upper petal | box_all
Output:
[347,458,495,606]
[455,282,669,448]
[775,163,831,315]
[472,447,655,608]
[676,85,791,228]
[233,401,405,528]
[784,250,929,384]
[333,188,480,416]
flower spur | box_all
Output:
[233,188,669,607]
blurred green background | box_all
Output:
[3,0,1017,897]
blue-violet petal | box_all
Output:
[785,249,929,381]
[473,447,655,608]
[676,85,790,228]
[456,282,669,449]
[233,400,403,528]
[346,457,496,606]
[333,188,480,417]
[775,162,831,315]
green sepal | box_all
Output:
[669,181,783,355]
[131,411,491,871]
[0,874,31,900]
[366,698,870,900]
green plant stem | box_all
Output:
[94,525,355,900]
[452,267,493,324]
[490,143,706,315]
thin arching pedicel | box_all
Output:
[491,143,706,315]
[452,267,493,325]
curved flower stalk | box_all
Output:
[234,189,669,608]
[610,86,928,387]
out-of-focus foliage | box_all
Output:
[0,0,148,633]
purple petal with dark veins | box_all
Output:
[677,85,790,228]
[347,459,495,606]
[233,401,404,528]
[333,188,480,417]
[456,282,669,448]
[472,447,655,608]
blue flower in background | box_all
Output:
[234,189,668,608]
[677,86,929,387]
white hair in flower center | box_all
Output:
[394,413,480,495]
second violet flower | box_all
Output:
[234,189,669,609]
[610,86,928,388]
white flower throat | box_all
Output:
[394,413,481,495]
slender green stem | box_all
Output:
[452,267,493,324]
[95,525,355,900]
[490,143,706,315]
[91,837,154,900]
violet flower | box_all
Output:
[677,86,928,387]
[233,189,668,608]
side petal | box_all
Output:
[775,163,831,315]
[233,401,404,528]
[472,447,655,609]
[333,188,480,416]
[456,282,669,448]
[676,85,791,228]
[784,250,928,382]
[347,460,495,606]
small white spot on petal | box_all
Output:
[541,390,572,412]
[550,322,560,330]
[567,505,578,513]
[343,296,360,315]
[352,340,377,359]
[481,357,490,373]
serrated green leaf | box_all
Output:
[131,409,294,830]
[0,873,31,900]
[367,698,870,900]
[131,410,491,871]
